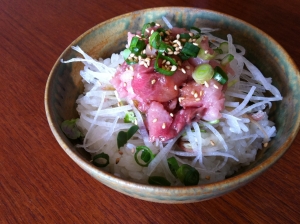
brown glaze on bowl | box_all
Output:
[45,7,300,203]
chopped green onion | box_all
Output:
[181,42,200,58]
[179,33,191,41]
[158,42,174,53]
[61,119,82,140]
[134,146,155,167]
[221,54,234,66]
[219,42,229,54]
[154,53,177,76]
[190,27,201,39]
[213,66,228,85]
[141,22,155,37]
[209,119,220,124]
[149,31,162,49]
[129,36,146,55]
[176,164,199,186]
[92,152,109,167]
[192,64,214,84]
[148,176,171,186]
[124,112,136,123]
[197,48,217,60]
[167,157,179,178]
[117,125,139,149]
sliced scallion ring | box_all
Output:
[92,153,109,168]
[180,42,200,58]
[134,146,156,167]
[213,66,228,85]
[176,164,199,186]
[154,53,177,76]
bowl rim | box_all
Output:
[45,6,300,202]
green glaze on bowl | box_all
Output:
[45,7,300,203]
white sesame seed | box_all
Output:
[195,98,201,101]
[145,28,149,33]
[199,91,203,96]
[210,140,215,146]
[123,82,127,87]
[178,97,185,103]
[204,81,209,87]
[170,113,174,117]
[171,65,177,71]
[213,84,219,89]
[176,34,180,39]
[129,66,134,71]
[152,118,158,123]
[193,43,198,46]
[174,85,178,90]
[194,93,198,98]
[191,90,195,95]
[166,61,171,65]
[162,123,166,129]
[168,51,174,55]
[151,30,154,34]
[185,65,190,70]
[151,79,156,84]
[181,68,186,74]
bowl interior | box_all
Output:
[45,7,300,203]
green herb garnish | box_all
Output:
[92,152,109,167]
[213,66,228,85]
[167,157,179,177]
[148,176,171,186]
[124,111,136,123]
[61,119,82,140]
[117,125,139,149]
[134,146,155,167]
[176,164,199,186]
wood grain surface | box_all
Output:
[1,0,300,223]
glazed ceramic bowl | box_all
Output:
[45,7,300,203]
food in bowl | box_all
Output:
[60,17,282,187]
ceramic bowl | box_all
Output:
[45,7,300,203]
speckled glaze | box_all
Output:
[45,7,300,203]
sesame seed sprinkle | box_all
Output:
[213,84,219,89]
[194,93,198,98]
[174,85,178,90]
[170,113,174,117]
[204,81,209,87]
[210,140,215,146]
[152,118,158,123]
[151,79,156,84]
[171,65,177,71]
[162,123,166,129]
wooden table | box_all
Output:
[1,0,300,223]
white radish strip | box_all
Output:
[242,56,282,98]
[203,151,239,161]
[200,121,228,152]
[147,134,180,176]
[229,86,256,116]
